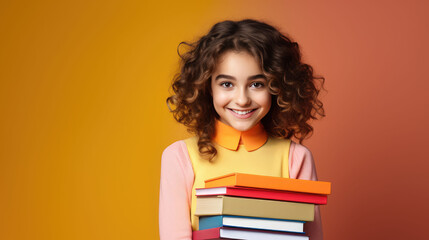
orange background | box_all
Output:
[1,0,428,239]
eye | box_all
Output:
[220,82,233,88]
[250,82,265,88]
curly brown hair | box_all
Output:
[167,19,325,161]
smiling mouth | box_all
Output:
[228,108,257,115]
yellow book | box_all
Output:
[205,173,331,195]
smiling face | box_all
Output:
[211,50,271,132]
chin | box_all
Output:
[231,122,255,132]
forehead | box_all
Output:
[213,51,262,74]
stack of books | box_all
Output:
[192,173,331,240]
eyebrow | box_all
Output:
[214,74,266,81]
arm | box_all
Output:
[289,142,323,240]
[159,141,194,240]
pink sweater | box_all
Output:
[159,140,323,240]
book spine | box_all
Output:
[198,216,223,230]
[228,188,328,205]
[237,174,331,195]
[205,173,331,195]
[192,227,221,240]
[222,196,315,221]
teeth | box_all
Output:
[231,109,254,115]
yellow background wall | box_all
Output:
[1,1,429,239]
[0,1,219,239]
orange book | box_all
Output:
[205,173,331,195]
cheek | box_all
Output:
[212,90,230,108]
[255,92,272,109]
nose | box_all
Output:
[235,88,251,107]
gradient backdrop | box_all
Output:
[1,0,428,239]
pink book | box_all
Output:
[196,186,327,205]
[192,227,309,240]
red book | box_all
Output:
[196,186,327,205]
[192,227,309,240]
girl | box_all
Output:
[159,19,325,240]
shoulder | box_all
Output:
[161,139,195,179]
[267,138,312,160]
[162,140,187,157]
[161,140,192,169]
[183,136,198,146]
[267,137,292,148]
[289,141,317,180]
[290,141,313,160]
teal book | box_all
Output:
[199,215,305,234]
